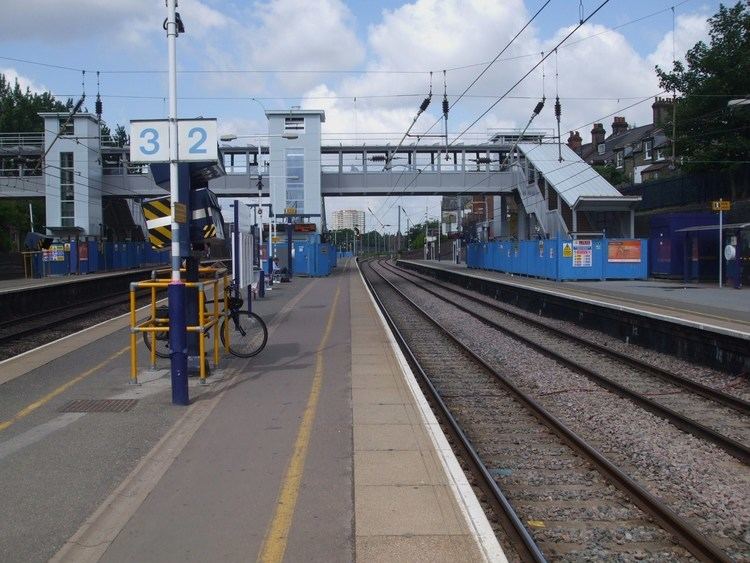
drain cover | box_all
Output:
[59,399,138,413]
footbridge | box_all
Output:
[0,110,639,238]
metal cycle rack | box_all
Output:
[129,266,229,385]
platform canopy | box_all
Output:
[517,143,640,209]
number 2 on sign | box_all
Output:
[188,127,207,154]
[139,128,160,155]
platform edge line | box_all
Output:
[357,262,507,563]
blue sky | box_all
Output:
[0,0,721,231]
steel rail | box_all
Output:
[366,259,731,563]
[392,262,750,415]
[0,290,154,346]
[383,261,750,464]
[359,259,546,563]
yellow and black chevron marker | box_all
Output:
[142,197,172,249]
[203,224,216,239]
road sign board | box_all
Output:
[130,120,170,163]
[711,200,730,212]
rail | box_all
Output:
[363,258,731,562]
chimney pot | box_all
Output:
[591,123,606,146]
[611,116,629,136]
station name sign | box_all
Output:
[129,119,218,163]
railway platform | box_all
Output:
[0,267,160,295]
[0,259,501,562]
[400,259,750,335]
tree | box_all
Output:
[100,123,129,146]
[593,164,627,186]
[0,199,44,251]
[656,2,750,173]
[0,74,70,132]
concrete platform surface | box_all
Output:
[403,259,750,337]
[0,259,501,562]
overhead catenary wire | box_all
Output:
[450,0,613,147]
[373,0,553,223]
[0,0,695,85]
[383,72,433,171]
[374,0,612,226]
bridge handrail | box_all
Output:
[0,132,44,148]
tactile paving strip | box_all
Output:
[59,399,138,413]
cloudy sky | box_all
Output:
[0,0,717,231]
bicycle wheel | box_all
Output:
[142,330,171,359]
[221,311,268,358]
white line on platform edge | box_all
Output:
[357,262,507,563]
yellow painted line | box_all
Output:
[257,286,341,563]
[0,347,128,433]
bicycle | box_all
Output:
[221,281,268,358]
[143,282,267,359]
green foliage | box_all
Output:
[0,199,44,251]
[407,220,439,249]
[0,74,70,132]
[593,165,627,186]
[655,2,750,172]
[112,124,129,147]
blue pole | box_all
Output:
[168,281,189,405]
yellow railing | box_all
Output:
[21,251,43,279]
[129,267,229,385]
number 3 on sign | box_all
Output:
[129,121,170,163]
[140,128,160,155]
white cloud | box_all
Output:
[647,12,710,71]
[0,0,228,54]
[0,68,46,93]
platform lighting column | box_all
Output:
[166,0,188,405]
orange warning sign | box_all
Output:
[608,240,641,263]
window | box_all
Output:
[284,117,305,133]
[321,152,340,173]
[655,148,666,161]
[528,163,536,184]
[597,143,605,155]
[615,150,624,169]
[59,119,74,136]
[644,139,653,160]
[60,152,75,227]
[285,149,304,214]
[342,152,363,173]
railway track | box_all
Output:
[382,261,750,464]
[361,258,734,562]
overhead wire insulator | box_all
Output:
[554,96,561,119]
[442,69,450,161]
[95,71,102,117]
[533,97,545,115]
[419,93,432,113]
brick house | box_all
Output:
[567,97,676,185]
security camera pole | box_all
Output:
[167,0,189,405]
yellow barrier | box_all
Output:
[129,268,227,385]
